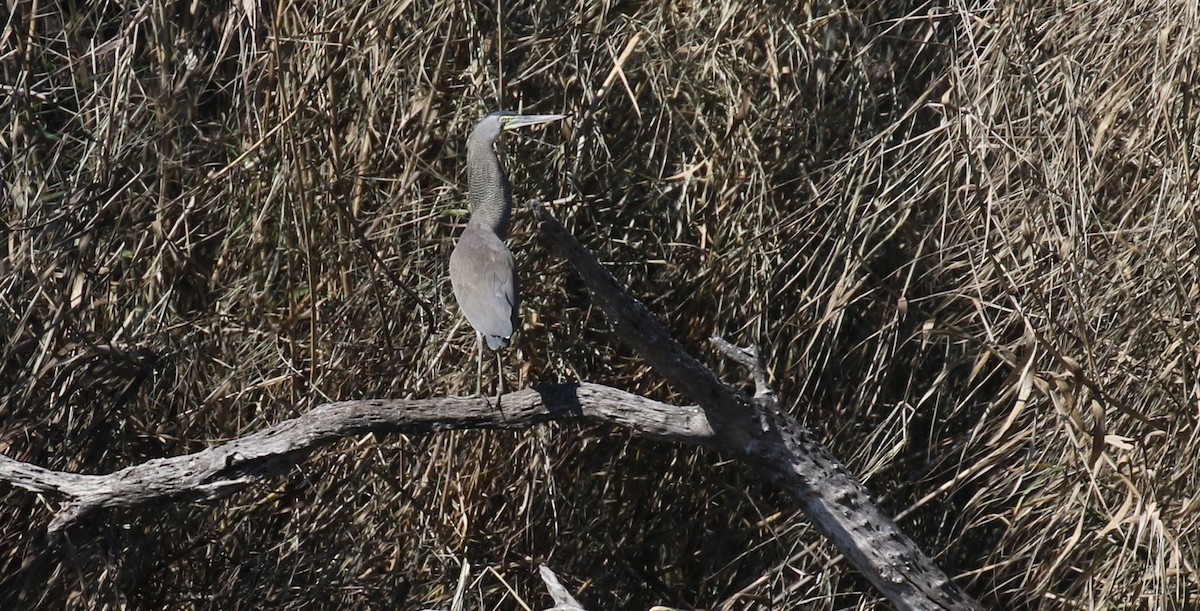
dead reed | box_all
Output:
[2,0,1197,608]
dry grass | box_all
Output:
[2,0,1198,608]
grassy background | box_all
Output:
[3,0,1198,608]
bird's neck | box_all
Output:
[467,140,512,238]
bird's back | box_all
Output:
[449,224,518,350]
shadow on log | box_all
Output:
[0,204,981,610]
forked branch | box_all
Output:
[0,204,981,610]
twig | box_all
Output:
[709,335,775,401]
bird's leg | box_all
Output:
[495,349,504,409]
[475,331,483,398]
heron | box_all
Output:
[450,111,564,398]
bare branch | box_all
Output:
[709,335,775,401]
[532,203,981,611]
[538,564,587,611]
[0,384,712,535]
[529,202,760,445]
[0,207,982,610]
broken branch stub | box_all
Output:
[531,201,981,611]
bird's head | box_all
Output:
[471,111,565,147]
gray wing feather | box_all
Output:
[450,226,518,349]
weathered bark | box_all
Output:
[0,384,710,534]
[0,204,982,610]
[538,564,588,611]
[532,203,981,610]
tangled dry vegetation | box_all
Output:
[2,0,1198,608]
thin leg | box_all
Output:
[475,331,483,397]
[495,349,504,408]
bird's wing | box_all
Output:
[449,229,518,344]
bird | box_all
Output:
[450,111,564,398]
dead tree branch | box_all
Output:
[532,202,981,611]
[0,204,982,610]
[538,564,588,611]
[0,384,711,534]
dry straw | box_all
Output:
[2,0,1197,608]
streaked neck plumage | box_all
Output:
[466,137,512,238]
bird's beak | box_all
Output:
[502,114,566,131]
